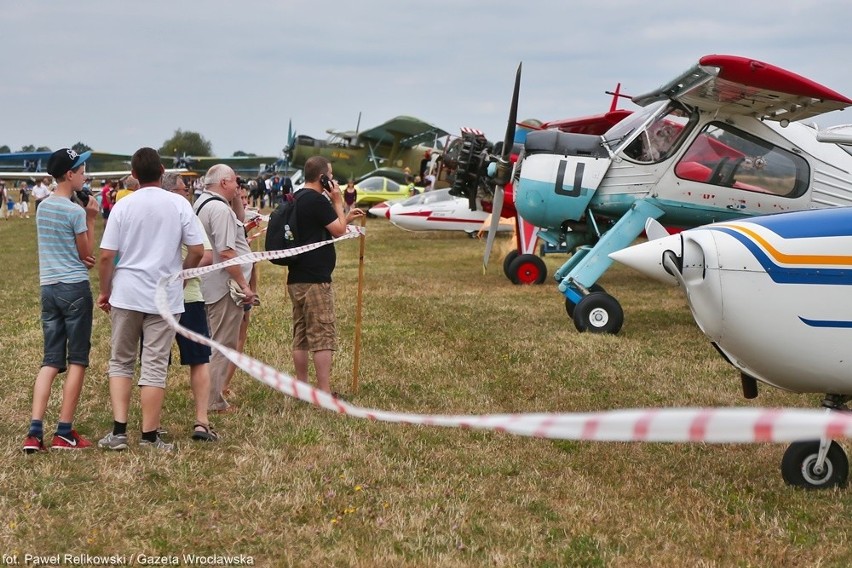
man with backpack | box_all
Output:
[194,164,256,413]
[284,156,364,394]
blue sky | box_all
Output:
[4,0,852,159]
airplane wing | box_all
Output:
[0,151,52,162]
[632,54,852,123]
[0,168,192,181]
[0,171,52,180]
[357,116,449,148]
[180,155,281,174]
[541,110,633,136]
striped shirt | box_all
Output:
[36,194,89,285]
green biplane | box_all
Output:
[288,115,449,181]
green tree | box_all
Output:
[72,142,92,154]
[0,145,10,153]
[36,146,51,152]
[232,150,257,157]
[158,129,213,158]
[19,145,35,152]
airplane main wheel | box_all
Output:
[508,254,547,285]
[572,292,624,334]
[565,284,606,318]
[781,440,849,489]
[503,250,520,279]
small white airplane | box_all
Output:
[376,188,514,234]
[611,209,852,489]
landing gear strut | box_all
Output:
[780,395,849,489]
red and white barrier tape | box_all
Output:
[156,227,852,444]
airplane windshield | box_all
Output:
[603,101,695,163]
[602,101,666,148]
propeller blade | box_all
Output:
[483,186,505,272]
[644,218,670,241]
[485,63,521,271]
[502,62,522,164]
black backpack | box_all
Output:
[265,190,306,266]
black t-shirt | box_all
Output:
[286,189,338,284]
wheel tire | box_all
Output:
[572,292,624,334]
[565,297,576,318]
[508,254,547,285]
[781,440,849,489]
[564,284,605,318]
[502,250,520,279]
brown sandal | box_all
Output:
[191,423,219,442]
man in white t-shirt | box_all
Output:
[32,179,51,212]
[96,147,204,451]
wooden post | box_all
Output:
[351,214,367,392]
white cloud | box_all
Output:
[3,0,852,158]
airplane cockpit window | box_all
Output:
[422,190,452,204]
[602,101,664,148]
[674,122,809,198]
[358,177,401,192]
[618,104,694,164]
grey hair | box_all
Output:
[122,176,140,190]
[161,172,182,191]
[203,164,233,187]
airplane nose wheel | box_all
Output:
[781,440,848,489]
[572,291,624,334]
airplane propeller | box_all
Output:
[482,63,522,271]
[644,217,670,241]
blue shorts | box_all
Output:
[41,281,93,371]
[176,301,212,365]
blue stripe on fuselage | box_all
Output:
[712,226,852,285]
[744,208,852,239]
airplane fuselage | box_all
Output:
[516,105,852,240]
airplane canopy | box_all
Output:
[632,54,852,123]
[357,116,449,148]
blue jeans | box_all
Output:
[41,281,93,371]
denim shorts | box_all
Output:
[41,280,93,371]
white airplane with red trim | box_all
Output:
[377,188,514,235]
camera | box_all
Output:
[74,187,93,207]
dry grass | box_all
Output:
[0,213,850,567]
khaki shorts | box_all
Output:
[108,307,175,388]
[288,282,337,352]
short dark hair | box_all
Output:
[304,156,330,183]
[131,147,163,184]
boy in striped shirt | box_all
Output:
[23,148,99,453]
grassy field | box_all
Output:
[0,211,850,567]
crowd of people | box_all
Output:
[21,148,364,454]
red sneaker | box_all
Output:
[23,435,46,454]
[50,430,93,450]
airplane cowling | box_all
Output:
[515,153,611,229]
[679,226,852,395]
